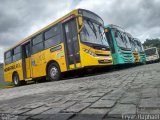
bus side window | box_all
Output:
[32,33,44,54]
[4,51,12,65]
[44,24,61,49]
[13,46,22,62]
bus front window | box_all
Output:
[136,41,143,52]
[114,30,126,49]
[80,19,109,47]
[129,39,136,51]
[133,41,138,51]
[124,34,131,49]
[145,48,156,56]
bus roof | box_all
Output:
[125,32,132,38]
[133,38,141,43]
[145,47,157,50]
[5,9,103,53]
[133,38,144,47]
[105,24,125,32]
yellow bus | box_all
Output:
[4,9,113,86]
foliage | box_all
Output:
[0,82,14,89]
[143,38,160,49]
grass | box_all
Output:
[0,82,14,89]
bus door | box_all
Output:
[63,18,81,69]
[22,42,32,79]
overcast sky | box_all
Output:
[0,0,160,62]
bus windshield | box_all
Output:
[145,48,156,56]
[124,34,131,49]
[128,37,137,52]
[114,30,131,50]
[130,40,136,51]
[80,19,109,47]
[135,41,143,52]
[114,30,126,48]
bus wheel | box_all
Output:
[48,63,61,81]
[13,73,20,87]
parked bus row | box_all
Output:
[105,25,146,65]
[3,9,146,86]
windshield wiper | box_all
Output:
[87,20,97,38]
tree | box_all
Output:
[143,38,160,49]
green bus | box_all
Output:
[105,24,134,65]
[125,32,140,63]
[134,38,146,64]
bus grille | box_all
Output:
[122,52,133,63]
[96,54,110,57]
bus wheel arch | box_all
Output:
[12,71,20,87]
[46,60,61,81]
[12,71,26,86]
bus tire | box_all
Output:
[47,63,61,81]
[13,73,21,87]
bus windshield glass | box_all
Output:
[128,37,137,52]
[135,41,143,52]
[145,48,156,56]
[114,30,126,49]
[124,34,131,49]
[130,40,136,51]
[80,19,109,47]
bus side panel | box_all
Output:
[15,60,24,81]
[4,60,23,82]
[44,43,67,73]
[31,43,67,78]
[110,32,122,65]
[4,65,13,82]
[31,51,46,78]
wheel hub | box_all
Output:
[14,76,18,85]
[50,67,58,79]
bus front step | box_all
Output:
[25,78,32,81]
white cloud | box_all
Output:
[0,0,160,62]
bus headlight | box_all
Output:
[83,48,97,57]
